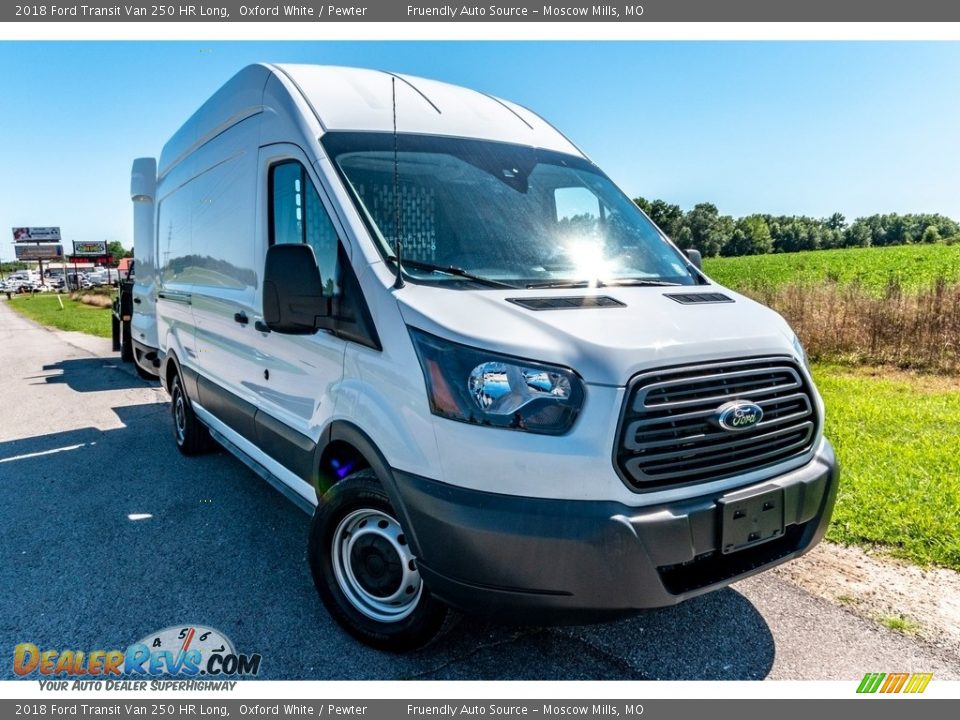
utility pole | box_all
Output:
[37,242,45,286]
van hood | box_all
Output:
[396,285,800,386]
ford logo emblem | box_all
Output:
[716,400,763,431]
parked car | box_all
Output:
[65,273,92,291]
[87,268,120,286]
[130,64,838,650]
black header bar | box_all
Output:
[6,1,960,23]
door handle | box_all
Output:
[234,312,249,325]
[254,320,271,333]
[133,298,141,304]
[158,290,192,305]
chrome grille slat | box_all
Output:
[641,372,800,405]
[616,356,818,490]
[624,408,812,452]
[629,392,810,428]
[626,421,813,464]
[634,377,802,412]
[625,428,813,479]
[634,430,813,477]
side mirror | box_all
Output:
[685,248,703,270]
[263,244,328,334]
[130,158,157,203]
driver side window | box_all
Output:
[270,161,340,296]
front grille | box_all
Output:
[616,356,817,490]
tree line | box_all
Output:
[632,197,960,257]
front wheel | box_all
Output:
[308,470,448,651]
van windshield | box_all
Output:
[323,132,698,289]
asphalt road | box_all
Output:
[1,299,957,681]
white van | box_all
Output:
[131,64,838,650]
[87,268,120,286]
[9,270,40,284]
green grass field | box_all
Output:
[703,242,960,294]
[816,365,960,570]
[6,294,112,338]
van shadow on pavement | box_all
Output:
[0,401,775,681]
[29,357,149,393]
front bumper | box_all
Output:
[392,439,838,621]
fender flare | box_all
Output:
[159,350,199,402]
[315,420,424,556]
[159,350,179,394]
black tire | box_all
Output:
[308,470,448,651]
[170,372,212,456]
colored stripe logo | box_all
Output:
[857,672,933,694]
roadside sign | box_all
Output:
[73,240,107,256]
[14,244,64,260]
[12,227,62,242]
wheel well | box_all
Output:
[317,440,371,496]
[164,357,179,394]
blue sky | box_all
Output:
[1,41,958,251]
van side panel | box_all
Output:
[189,115,263,412]
[155,152,197,369]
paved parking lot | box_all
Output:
[1,300,957,680]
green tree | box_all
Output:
[634,197,685,239]
[844,220,873,247]
[686,203,731,257]
[723,215,772,256]
[647,199,685,238]
[674,225,694,250]
[106,240,131,265]
[639,199,959,255]
[921,225,941,244]
[826,212,846,231]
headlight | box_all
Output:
[790,332,809,369]
[409,328,585,435]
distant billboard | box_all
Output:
[12,227,61,242]
[14,244,64,260]
[73,240,107,256]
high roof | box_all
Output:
[270,64,583,155]
[159,64,584,178]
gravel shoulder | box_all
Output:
[773,541,960,659]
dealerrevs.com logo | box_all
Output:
[13,625,261,689]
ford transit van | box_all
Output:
[130,64,838,650]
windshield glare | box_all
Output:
[323,132,696,288]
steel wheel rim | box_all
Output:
[331,508,422,623]
[173,388,186,444]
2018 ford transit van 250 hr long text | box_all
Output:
[129,64,839,650]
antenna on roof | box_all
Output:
[391,77,405,290]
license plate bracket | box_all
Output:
[718,485,785,555]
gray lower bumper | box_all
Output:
[391,441,839,620]
[131,339,160,377]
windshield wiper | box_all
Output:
[525,279,595,289]
[387,256,517,289]
[525,278,681,289]
[602,279,682,287]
